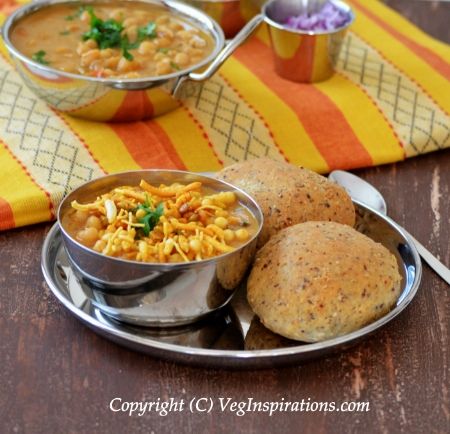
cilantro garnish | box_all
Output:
[32,50,49,65]
[60,30,70,36]
[170,61,180,71]
[82,11,124,50]
[137,22,157,41]
[122,22,157,60]
[157,47,169,54]
[136,200,164,236]
[120,35,137,61]
[81,8,157,61]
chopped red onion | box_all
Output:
[285,1,350,32]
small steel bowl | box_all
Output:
[57,170,263,327]
[262,0,355,82]
[180,0,247,38]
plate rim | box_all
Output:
[41,199,422,364]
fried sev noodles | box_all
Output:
[66,179,256,263]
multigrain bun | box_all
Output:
[247,222,402,342]
[217,158,355,247]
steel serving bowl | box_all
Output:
[1,0,260,122]
[57,170,263,326]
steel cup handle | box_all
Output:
[173,14,265,96]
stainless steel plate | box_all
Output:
[41,201,422,369]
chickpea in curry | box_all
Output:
[10,2,215,77]
[62,180,259,263]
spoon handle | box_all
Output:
[407,233,450,285]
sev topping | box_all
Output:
[66,180,255,263]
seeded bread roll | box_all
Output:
[247,222,402,342]
[217,158,355,247]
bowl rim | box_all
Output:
[57,169,264,269]
[1,0,225,85]
[263,0,355,36]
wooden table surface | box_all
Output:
[1,1,449,433]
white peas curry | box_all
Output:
[62,179,259,263]
[11,2,215,78]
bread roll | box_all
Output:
[247,222,402,342]
[217,158,355,247]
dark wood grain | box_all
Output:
[384,0,450,43]
[1,2,449,433]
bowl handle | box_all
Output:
[172,14,264,97]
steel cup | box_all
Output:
[263,0,354,82]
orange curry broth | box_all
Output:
[11,2,215,78]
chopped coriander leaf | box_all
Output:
[170,61,180,71]
[59,30,70,36]
[122,50,134,61]
[137,202,164,236]
[121,35,141,60]
[137,22,157,41]
[157,47,169,54]
[121,42,134,61]
[32,50,49,65]
[81,10,159,61]
[81,9,153,61]
[83,11,124,50]
[133,194,152,212]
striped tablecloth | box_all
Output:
[0,0,449,230]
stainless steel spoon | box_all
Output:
[329,170,450,286]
